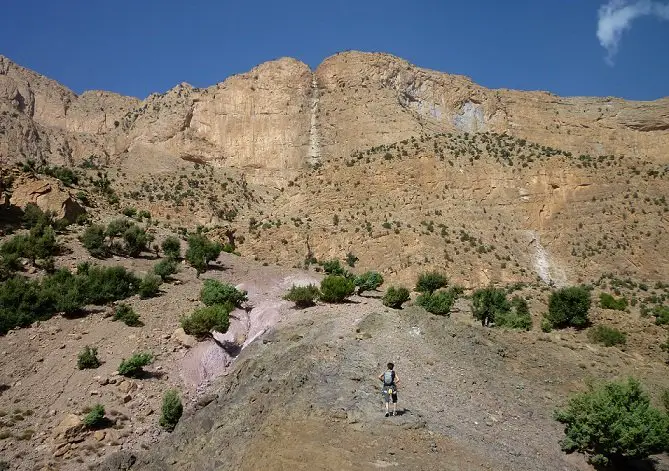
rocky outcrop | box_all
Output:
[1,52,667,174]
[10,177,85,222]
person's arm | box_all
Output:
[378,373,384,381]
[394,373,400,385]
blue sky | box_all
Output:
[1,0,667,100]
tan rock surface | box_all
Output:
[10,177,85,222]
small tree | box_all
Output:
[319,275,355,303]
[415,271,448,294]
[283,284,320,308]
[494,296,532,330]
[122,224,152,257]
[554,378,669,466]
[181,304,232,338]
[185,234,222,275]
[154,258,179,281]
[382,286,410,309]
[547,286,591,329]
[354,271,384,294]
[83,404,106,429]
[113,303,142,327]
[80,225,108,258]
[161,236,181,260]
[345,252,358,268]
[200,279,247,307]
[118,352,154,377]
[138,274,162,299]
[77,346,101,369]
[471,287,510,327]
[159,389,183,431]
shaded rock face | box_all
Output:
[10,177,85,222]
[0,52,667,175]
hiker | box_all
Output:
[379,362,400,417]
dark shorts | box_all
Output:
[382,386,398,403]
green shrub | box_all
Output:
[588,325,626,347]
[321,259,351,277]
[354,271,384,294]
[200,279,247,307]
[416,287,461,316]
[319,275,355,303]
[83,404,106,428]
[80,225,108,258]
[185,234,222,275]
[43,166,79,187]
[0,265,139,335]
[22,203,50,228]
[138,274,162,299]
[541,317,553,332]
[653,306,669,326]
[113,304,141,327]
[122,224,152,257]
[554,378,669,465]
[546,286,591,329]
[415,271,448,294]
[161,236,181,260]
[122,207,137,218]
[118,352,153,377]
[77,346,101,369]
[81,266,140,305]
[138,210,151,220]
[154,259,178,281]
[471,287,510,327]
[159,389,183,431]
[494,296,532,330]
[283,284,319,308]
[345,252,358,268]
[382,286,410,309]
[662,390,669,413]
[599,293,628,311]
[181,304,232,338]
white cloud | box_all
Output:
[597,0,669,65]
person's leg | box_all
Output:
[392,393,398,415]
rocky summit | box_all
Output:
[0,52,668,471]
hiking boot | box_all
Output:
[385,412,389,417]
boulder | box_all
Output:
[10,178,85,223]
[51,413,86,445]
[173,327,197,348]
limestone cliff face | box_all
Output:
[1,51,668,172]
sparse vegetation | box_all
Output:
[113,304,141,327]
[159,389,183,431]
[283,284,320,308]
[181,304,232,338]
[77,346,101,370]
[554,378,669,466]
[80,219,153,258]
[118,352,154,377]
[588,325,626,347]
[599,293,628,311]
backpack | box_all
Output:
[382,370,395,386]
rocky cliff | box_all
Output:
[1,52,668,175]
